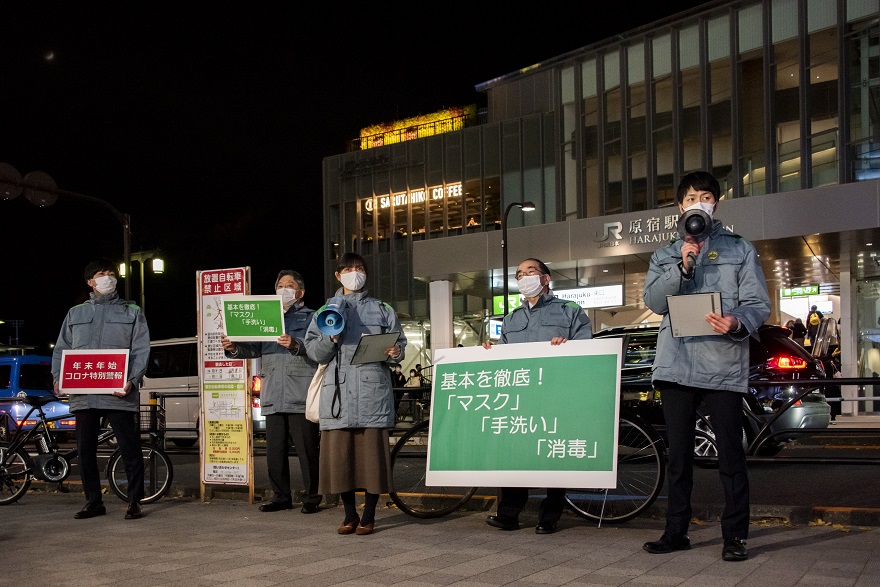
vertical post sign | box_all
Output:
[197,267,253,491]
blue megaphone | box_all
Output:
[316,297,346,335]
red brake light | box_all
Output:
[766,355,808,370]
[251,375,262,394]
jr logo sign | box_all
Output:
[596,222,623,246]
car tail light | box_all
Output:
[251,375,262,409]
[766,355,808,370]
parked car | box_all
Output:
[0,354,75,440]
[593,323,832,456]
[141,337,265,448]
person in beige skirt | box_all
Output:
[304,252,407,535]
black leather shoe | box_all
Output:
[485,514,519,531]
[125,502,143,520]
[259,501,293,512]
[300,503,320,514]
[74,502,106,519]
[643,533,691,554]
[535,522,558,535]
[722,538,748,561]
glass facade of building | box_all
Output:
[322,0,880,371]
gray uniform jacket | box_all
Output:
[225,303,317,415]
[643,219,771,393]
[304,290,406,430]
[51,292,150,413]
[497,294,593,344]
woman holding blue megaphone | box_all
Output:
[304,252,407,536]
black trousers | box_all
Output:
[497,487,566,524]
[658,382,749,540]
[75,409,144,504]
[265,412,321,506]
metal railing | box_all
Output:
[394,386,430,428]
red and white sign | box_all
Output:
[59,349,130,394]
[198,267,252,486]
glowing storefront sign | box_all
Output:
[363,183,461,212]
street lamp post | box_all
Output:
[0,319,24,346]
[119,250,164,313]
[0,163,133,300]
[501,201,536,316]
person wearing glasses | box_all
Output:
[481,257,592,535]
[220,270,322,515]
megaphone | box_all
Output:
[316,297,346,335]
[677,208,712,242]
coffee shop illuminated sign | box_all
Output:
[363,182,462,212]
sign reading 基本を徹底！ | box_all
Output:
[426,338,622,489]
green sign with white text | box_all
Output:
[781,285,819,297]
[221,294,285,342]
[492,294,522,315]
[426,339,622,488]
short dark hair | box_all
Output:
[335,252,367,274]
[522,257,551,276]
[275,270,304,289]
[811,305,817,310]
[675,171,721,205]
[84,257,116,282]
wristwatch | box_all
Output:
[729,318,746,335]
[678,261,694,279]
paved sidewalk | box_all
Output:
[5,490,880,587]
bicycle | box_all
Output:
[389,408,666,523]
[0,394,173,505]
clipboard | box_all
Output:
[666,292,723,338]
[350,332,401,365]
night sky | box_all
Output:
[0,3,711,349]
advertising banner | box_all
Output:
[426,338,622,488]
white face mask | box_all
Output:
[277,288,298,307]
[339,271,366,291]
[518,274,545,298]
[93,275,117,295]
[683,201,715,219]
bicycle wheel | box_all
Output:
[106,442,173,504]
[389,419,477,518]
[0,443,32,505]
[565,411,665,524]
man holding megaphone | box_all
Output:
[642,171,770,562]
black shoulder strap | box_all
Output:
[331,344,342,419]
